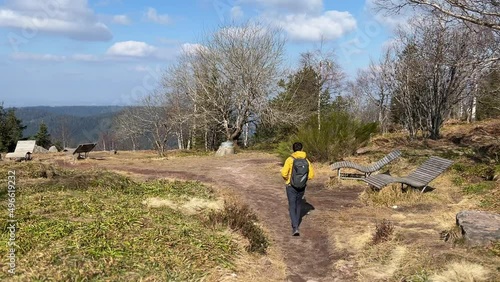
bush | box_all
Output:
[276,111,378,162]
[371,219,394,245]
[208,202,269,254]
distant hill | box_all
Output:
[10,106,125,148]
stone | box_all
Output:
[356,147,372,155]
[33,145,49,153]
[456,210,500,246]
[215,141,234,156]
[48,146,58,153]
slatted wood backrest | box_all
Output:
[406,156,453,184]
[73,143,97,155]
[367,150,402,171]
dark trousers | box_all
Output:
[286,185,305,229]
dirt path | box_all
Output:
[71,152,364,281]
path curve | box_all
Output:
[84,153,363,281]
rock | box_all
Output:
[356,147,372,155]
[456,210,500,246]
[33,145,49,153]
[215,141,234,156]
[48,146,58,153]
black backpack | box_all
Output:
[290,157,309,189]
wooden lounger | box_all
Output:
[331,150,402,180]
[363,156,454,192]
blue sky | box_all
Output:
[0,0,398,107]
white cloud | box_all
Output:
[181,43,207,55]
[144,7,171,25]
[0,0,112,41]
[106,41,158,57]
[235,0,357,42]
[274,11,357,41]
[239,0,323,14]
[112,14,131,25]
[10,52,99,62]
[10,52,66,62]
[364,0,412,30]
[230,6,244,21]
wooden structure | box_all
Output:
[331,150,402,180]
[5,140,36,160]
[72,143,97,159]
[363,156,453,192]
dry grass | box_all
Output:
[3,119,499,281]
[0,162,276,281]
[321,120,500,281]
[430,261,492,282]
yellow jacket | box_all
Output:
[281,151,315,185]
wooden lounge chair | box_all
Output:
[5,140,36,161]
[363,156,453,192]
[72,143,97,159]
[331,150,402,180]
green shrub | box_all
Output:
[452,162,497,181]
[276,111,378,162]
[463,182,496,194]
[275,140,294,163]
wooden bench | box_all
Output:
[363,156,454,192]
[331,150,401,180]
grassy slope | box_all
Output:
[0,163,241,281]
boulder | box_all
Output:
[456,210,500,246]
[33,145,49,153]
[48,146,58,153]
[356,147,372,155]
[215,141,234,156]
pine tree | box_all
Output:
[34,122,51,149]
[0,104,25,152]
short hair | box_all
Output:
[292,142,303,152]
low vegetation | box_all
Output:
[0,162,270,281]
[276,111,378,163]
[329,119,499,281]
[208,202,269,254]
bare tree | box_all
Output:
[300,48,345,131]
[375,0,500,31]
[114,107,145,151]
[116,93,171,156]
[164,54,217,150]
[185,23,285,144]
[353,49,396,133]
[54,116,71,148]
[142,93,171,155]
[392,16,495,139]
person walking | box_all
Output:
[281,142,314,236]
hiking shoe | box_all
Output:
[292,229,300,236]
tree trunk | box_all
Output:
[244,123,249,147]
[430,115,442,140]
[131,138,136,151]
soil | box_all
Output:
[59,152,365,281]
